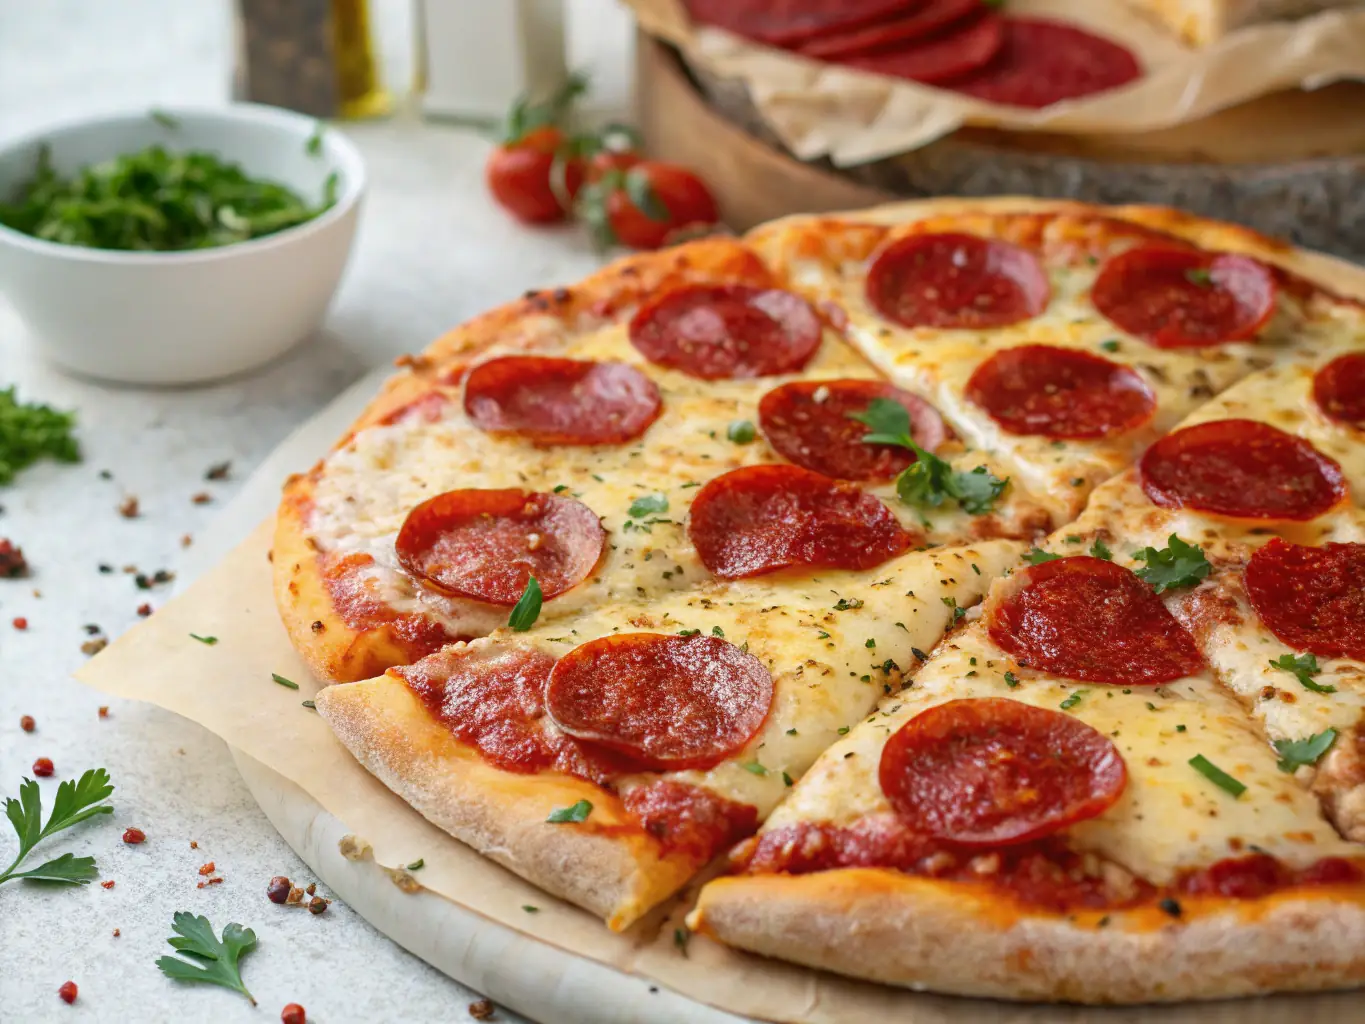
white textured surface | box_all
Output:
[0,1,620,1021]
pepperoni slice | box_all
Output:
[683,0,914,47]
[545,633,774,771]
[841,13,1006,86]
[946,17,1142,109]
[1314,352,1365,428]
[1244,539,1365,662]
[1139,419,1346,521]
[463,356,661,445]
[866,233,1049,330]
[629,285,823,380]
[687,465,914,579]
[1091,246,1276,348]
[758,379,948,480]
[965,344,1156,439]
[796,0,982,59]
[396,489,605,605]
[986,556,1204,685]
[879,698,1127,847]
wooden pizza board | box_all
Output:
[636,34,1365,261]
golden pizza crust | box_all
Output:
[689,868,1365,1002]
[313,671,704,930]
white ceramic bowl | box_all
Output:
[0,104,366,385]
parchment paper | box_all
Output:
[72,390,1365,1023]
[625,0,1365,165]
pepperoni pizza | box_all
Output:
[274,198,1365,1002]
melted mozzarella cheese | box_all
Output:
[764,621,1359,883]
[509,541,1023,816]
[310,317,1030,636]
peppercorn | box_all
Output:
[267,876,292,904]
[122,827,146,845]
[20,715,34,732]
[32,757,53,777]
[281,1003,307,1024]
[58,981,77,1004]
[13,616,28,630]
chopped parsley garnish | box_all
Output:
[1188,754,1245,797]
[1269,652,1334,694]
[833,597,864,611]
[0,387,81,486]
[864,638,876,648]
[1059,689,1088,711]
[270,673,298,690]
[155,912,258,1005]
[837,726,850,735]
[522,904,539,913]
[1003,671,1020,689]
[1099,339,1121,353]
[674,927,690,956]
[406,859,424,871]
[850,399,1008,515]
[552,484,569,493]
[189,633,218,646]
[782,771,793,787]
[1089,538,1113,561]
[546,799,592,823]
[940,596,965,623]
[1,768,113,887]
[741,761,768,776]
[726,420,756,444]
[1274,729,1337,773]
[1023,547,1061,565]
[508,576,543,631]
[1184,267,1213,287]
[627,493,669,519]
[1132,534,1211,593]
[711,626,725,637]
[677,628,701,637]
[0,144,339,252]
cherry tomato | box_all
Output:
[485,127,584,225]
[602,162,719,250]
[586,149,641,181]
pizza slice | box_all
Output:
[276,236,1049,683]
[314,538,1023,929]
[746,199,1365,531]
[690,554,1365,1002]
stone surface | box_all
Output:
[0,2,619,1021]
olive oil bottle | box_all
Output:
[235,0,390,119]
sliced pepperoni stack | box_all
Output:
[986,556,1205,686]
[687,1,1143,109]
[878,697,1127,846]
[1138,420,1346,521]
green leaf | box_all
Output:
[1269,653,1334,694]
[1059,689,1088,711]
[1089,538,1113,561]
[624,168,670,223]
[155,912,257,1005]
[1188,754,1245,797]
[508,577,543,632]
[41,768,114,840]
[0,387,81,487]
[271,673,299,690]
[8,852,98,884]
[849,397,913,443]
[546,799,592,823]
[1024,547,1061,565]
[1132,534,1211,594]
[189,634,218,645]
[628,493,669,519]
[1274,729,1337,773]
[726,420,756,445]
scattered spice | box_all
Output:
[20,714,34,732]
[190,840,199,849]
[58,981,78,1004]
[112,928,120,937]
[0,539,29,577]
[469,1000,495,1020]
[181,533,193,548]
[134,569,174,589]
[310,620,324,633]
[205,461,232,481]
[191,492,212,505]
[81,637,108,656]
[101,880,115,889]
[98,706,109,719]
[12,616,28,630]
[281,1004,307,1024]
[137,603,152,617]
[122,827,146,845]
[306,895,330,915]
[267,876,292,904]
[118,496,140,518]
[98,563,113,574]
[32,757,54,777]
[197,877,224,889]
[199,862,217,876]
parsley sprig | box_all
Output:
[850,399,1008,515]
[1274,729,1337,773]
[1132,534,1211,593]
[1,768,113,887]
[508,576,543,632]
[155,912,258,1005]
[0,387,80,486]
[1269,653,1334,694]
